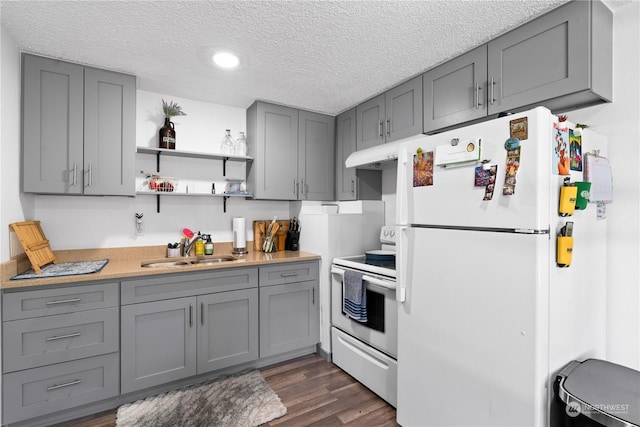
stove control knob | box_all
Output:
[383,228,389,237]
[390,229,395,237]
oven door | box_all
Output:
[331,265,397,358]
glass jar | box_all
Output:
[220,129,235,155]
[235,131,247,156]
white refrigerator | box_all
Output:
[395,107,608,426]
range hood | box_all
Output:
[345,134,429,168]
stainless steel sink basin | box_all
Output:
[141,261,190,268]
[190,256,237,264]
[141,256,237,268]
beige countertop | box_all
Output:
[1,242,319,290]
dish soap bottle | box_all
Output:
[204,234,214,255]
[195,232,205,256]
[235,131,247,156]
[221,129,235,155]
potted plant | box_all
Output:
[159,99,186,149]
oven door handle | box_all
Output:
[331,267,396,290]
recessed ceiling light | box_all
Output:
[212,52,239,69]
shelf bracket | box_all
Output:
[155,152,161,173]
[156,194,161,213]
[223,196,229,213]
[223,157,229,176]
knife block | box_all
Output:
[253,220,290,252]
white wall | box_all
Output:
[568,0,640,370]
[1,27,34,261]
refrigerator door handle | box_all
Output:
[396,226,408,303]
[396,148,410,226]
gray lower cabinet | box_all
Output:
[259,281,319,358]
[120,271,260,394]
[22,53,136,196]
[259,262,320,358]
[423,0,612,133]
[3,353,120,425]
[120,297,197,394]
[1,281,120,425]
[197,288,259,373]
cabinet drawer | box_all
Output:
[2,282,119,321]
[121,267,258,305]
[259,261,318,287]
[3,307,119,373]
[3,352,119,424]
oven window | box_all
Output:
[343,289,385,333]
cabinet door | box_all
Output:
[259,281,319,358]
[197,289,258,374]
[335,108,357,201]
[83,67,136,196]
[22,54,84,194]
[356,94,385,150]
[298,111,335,201]
[487,1,592,115]
[121,297,196,394]
[423,45,488,133]
[385,76,423,142]
[247,102,298,200]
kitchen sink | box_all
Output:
[141,261,191,268]
[141,256,237,268]
[190,256,237,264]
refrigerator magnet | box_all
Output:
[502,147,521,196]
[475,165,498,201]
[413,150,434,187]
[553,122,570,175]
[569,129,583,171]
[510,117,528,140]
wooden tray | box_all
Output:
[9,221,57,274]
[253,220,290,252]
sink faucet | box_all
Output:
[182,236,202,257]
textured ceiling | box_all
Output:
[1,0,579,115]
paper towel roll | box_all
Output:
[232,217,246,252]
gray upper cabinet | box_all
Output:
[357,76,422,150]
[423,0,612,133]
[335,108,357,200]
[247,101,335,201]
[22,54,136,196]
[356,94,385,150]
[487,0,612,115]
[247,101,299,200]
[423,45,488,133]
[298,110,335,201]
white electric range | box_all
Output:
[330,226,398,407]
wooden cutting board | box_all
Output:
[253,220,290,252]
[9,221,57,274]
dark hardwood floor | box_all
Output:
[54,354,399,427]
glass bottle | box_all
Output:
[159,118,176,149]
[235,131,247,156]
[220,129,235,155]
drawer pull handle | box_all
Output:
[280,272,299,278]
[46,298,81,306]
[46,332,81,341]
[47,379,82,391]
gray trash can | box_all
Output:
[555,359,639,427]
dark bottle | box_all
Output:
[159,118,176,149]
